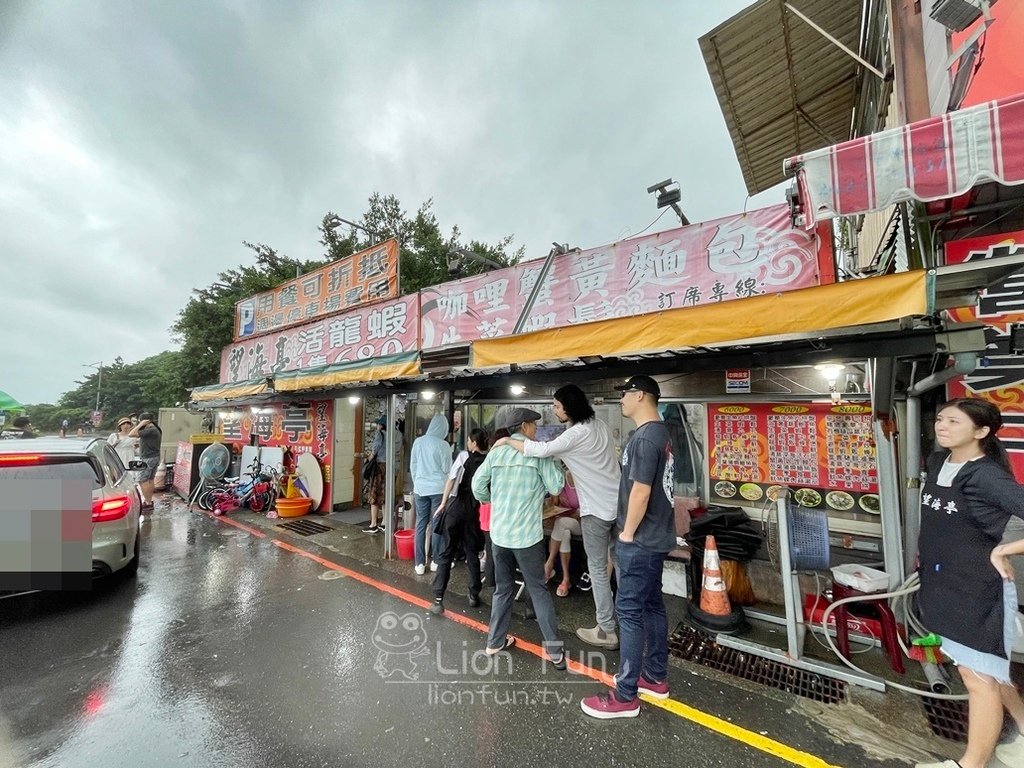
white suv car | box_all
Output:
[0,437,142,594]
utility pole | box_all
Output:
[84,361,103,412]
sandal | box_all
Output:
[544,566,555,583]
[556,582,570,598]
[486,635,517,655]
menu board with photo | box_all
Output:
[707,403,879,514]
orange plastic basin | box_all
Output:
[275,497,313,517]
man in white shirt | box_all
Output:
[497,384,621,649]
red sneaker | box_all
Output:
[613,672,670,700]
[580,692,640,719]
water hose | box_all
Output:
[818,576,968,700]
[920,661,951,695]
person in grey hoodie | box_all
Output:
[411,413,452,574]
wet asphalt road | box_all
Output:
[0,500,916,768]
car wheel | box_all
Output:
[124,523,141,578]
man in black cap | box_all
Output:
[582,375,676,719]
[472,406,566,669]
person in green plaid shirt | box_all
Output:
[472,407,566,668]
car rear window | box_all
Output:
[0,458,102,488]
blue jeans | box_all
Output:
[613,539,668,701]
[414,494,444,567]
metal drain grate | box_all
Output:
[277,520,334,537]
[668,622,848,704]
[921,697,968,742]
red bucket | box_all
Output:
[394,529,415,560]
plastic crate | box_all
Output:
[787,503,830,571]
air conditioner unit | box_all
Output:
[929,0,996,32]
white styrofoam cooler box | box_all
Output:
[830,564,888,593]
[662,558,689,598]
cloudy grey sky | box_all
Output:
[1,0,782,405]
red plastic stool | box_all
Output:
[831,582,905,675]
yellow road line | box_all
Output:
[646,695,842,768]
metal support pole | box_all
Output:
[776,497,806,658]
[784,3,887,80]
[873,417,906,590]
[95,362,102,412]
[383,393,402,558]
[512,247,559,335]
[903,396,922,576]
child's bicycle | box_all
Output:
[201,459,278,515]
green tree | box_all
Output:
[175,193,524,389]
[317,194,523,294]
[171,243,330,389]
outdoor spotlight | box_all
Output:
[348,395,361,404]
[814,363,846,404]
[646,178,689,226]
[814,363,846,387]
[510,384,526,396]
[421,389,435,401]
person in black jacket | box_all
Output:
[428,429,489,615]
[916,398,1024,768]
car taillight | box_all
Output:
[0,454,43,464]
[92,495,131,522]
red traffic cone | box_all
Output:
[699,535,733,617]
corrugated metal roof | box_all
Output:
[700,0,865,194]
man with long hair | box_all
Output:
[498,384,621,650]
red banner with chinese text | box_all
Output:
[944,230,1024,480]
[420,204,832,348]
[234,239,399,340]
[221,294,418,384]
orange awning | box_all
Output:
[273,351,421,392]
[471,271,929,369]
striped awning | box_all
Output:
[785,91,1024,224]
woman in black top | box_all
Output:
[916,399,1024,768]
[429,429,489,615]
